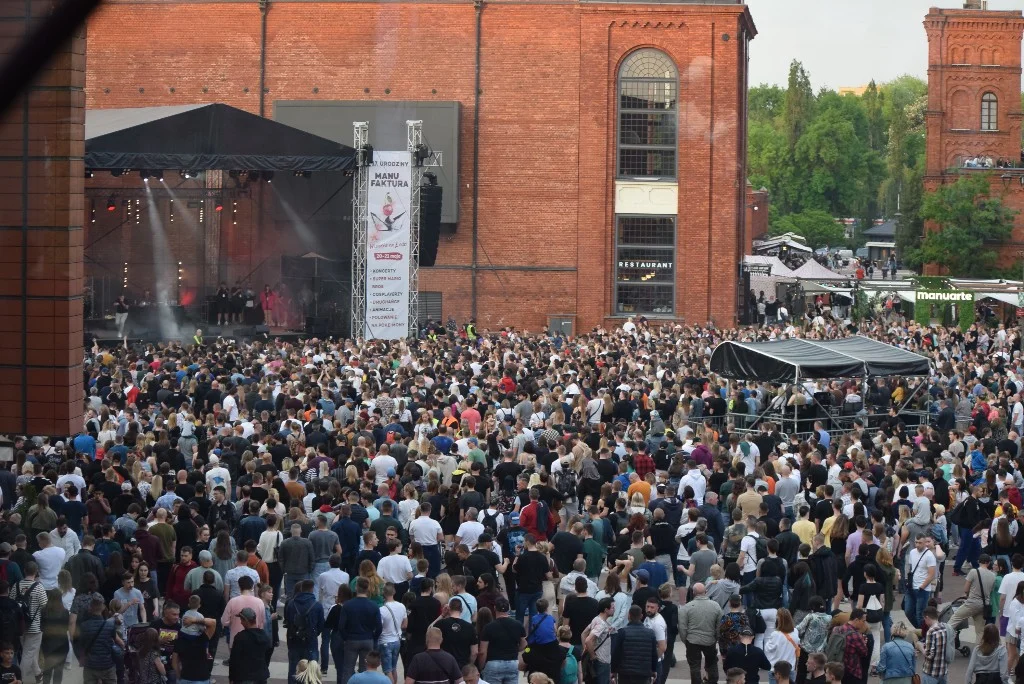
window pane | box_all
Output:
[617,216,675,246]
[616,247,675,283]
[618,148,676,178]
[615,284,674,315]
[620,81,677,110]
[620,49,678,80]
[619,112,677,146]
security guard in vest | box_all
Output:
[192,328,204,347]
[465,319,477,342]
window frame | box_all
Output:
[617,49,679,180]
[981,92,998,131]
[613,215,676,317]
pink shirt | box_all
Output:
[221,594,266,634]
[461,408,482,433]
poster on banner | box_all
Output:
[365,151,412,339]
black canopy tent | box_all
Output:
[85,103,356,171]
[709,336,931,383]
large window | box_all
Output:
[615,216,675,315]
[618,49,678,179]
[981,92,998,131]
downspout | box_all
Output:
[471,0,483,320]
[706,22,716,323]
[258,0,269,118]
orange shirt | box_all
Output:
[628,480,653,504]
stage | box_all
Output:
[86,316,310,347]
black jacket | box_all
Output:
[228,628,271,681]
[65,549,104,593]
[808,547,838,601]
[739,576,782,610]
[611,622,658,677]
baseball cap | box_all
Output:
[208,455,219,465]
[740,628,754,637]
[387,468,396,477]
[509,512,520,524]
[0,542,10,554]
[635,569,650,583]
[127,538,137,545]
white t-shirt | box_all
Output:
[1001,571,1024,616]
[398,500,421,529]
[33,547,66,589]
[206,467,231,495]
[409,516,443,545]
[675,522,697,561]
[455,521,485,549]
[371,455,398,485]
[377,554,413,584]
[907,548,938,591]
[740,533,759,574]
[380,600,408,643]
[644,613,667,660]
[316,569,350,613]
[223,394,239,421]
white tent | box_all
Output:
[790,260,847,281]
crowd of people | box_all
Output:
[1,310,1024,684]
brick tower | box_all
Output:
[923,2,1024,266]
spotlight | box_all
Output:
[248,171,261,182]
[262,171,274,183]
[423,171,438,186]
[140,170,151,182]
[106,197,116,212]
[155,170,164,182]
[85,170,94,179]
[413,143,430,166]
[293,170,311,178]
[358,144,374,167]
[111,169,123,177]
[180,170,200,180]
[228,170,240,179]
[214,202,224,212]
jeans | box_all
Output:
[922,675,947,684]
[954,530,980,572]
[288,641,319,682]
[378,640,401,674]
[340,638,374,684]
[482,659,520,684]
[284,573,311,604]
[592,659,611,684]
[515,591,542,623]
[684,641,718,684]
[313,560,330,584]
[422,544,441,578]
[905,587,932,628]
[882,612,893,643]
[741,571,756,607]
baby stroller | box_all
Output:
[937,597,973,658]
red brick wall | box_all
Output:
[85,0,754,331]
[0,2,85,434]
[923,7,1024,270]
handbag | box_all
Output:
[897,639,921,684]
[580,629,612,683]
[384,603,408,650]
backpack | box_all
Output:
[561,646,579,684]
[556,466,578,501]
[482,509,502,534]
[824,629,848,664]
[943,623,956,664]
[534,501,550,536]
[94,539,116,565]
[14,581,40,633]
[746,534,768,562]
[287,600,317,644]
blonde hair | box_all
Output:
[295,660,323,684]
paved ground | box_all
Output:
[53,559,980,684]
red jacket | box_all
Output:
[165,560,197,607]
[519,501,557,541]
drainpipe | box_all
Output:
[471,0,483,320]
[258,0,269,117]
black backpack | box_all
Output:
[287,600,316,644]
[534,501,550,536]
[482,509,501,534]
[746,534,768,562]
[14,581,40,633]
[0,596,21,643]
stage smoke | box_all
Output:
[271,184,322,253]
[143,184,181,340]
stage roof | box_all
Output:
[709,336,932,383]
[85,103,356,172]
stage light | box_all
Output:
[180,170,200,180]
[413,143,430,166]
[248,171,261,182]
[293,170,311,178]
[214,202,223,212]
[111,169,124,177]
[107,197,116,212]
[263,171,274,183]
[155,170,164,182]
[85,170,94,179]
[140,170,151,182]
[228,170,240,179]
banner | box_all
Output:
[365,151,412,339]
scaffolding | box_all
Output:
[407,120,424,338]
[350,122,369,339]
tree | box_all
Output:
[782,60,815,148]
[749,85,785,126]
[909,175,1018,276]
[862,80,886,153]
[769,209,845,250]
[793,108,868,216]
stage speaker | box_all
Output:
[253,325,270,335]
[305,316,329,336]
[205,325,222,338]
[419,183,442,267]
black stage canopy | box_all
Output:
[709,336,931,383]
[85,103,356,172]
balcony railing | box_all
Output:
[953,153,1024,170]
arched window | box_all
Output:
[618,49,678,179]
[981,92,998,131]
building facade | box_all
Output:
[923,3,1024,269]
[84,0,756,332]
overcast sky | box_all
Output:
[745,0,1022,90]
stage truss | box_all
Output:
[350,121,369,339]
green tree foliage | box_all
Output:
[748,64,928,254]
[769,209,845,250]
[907,175,1018,277]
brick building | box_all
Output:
[923,2,1024,269]
[83,0,757,333]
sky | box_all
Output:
[745,0,1022,90]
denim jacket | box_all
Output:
[877,638,916,678]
